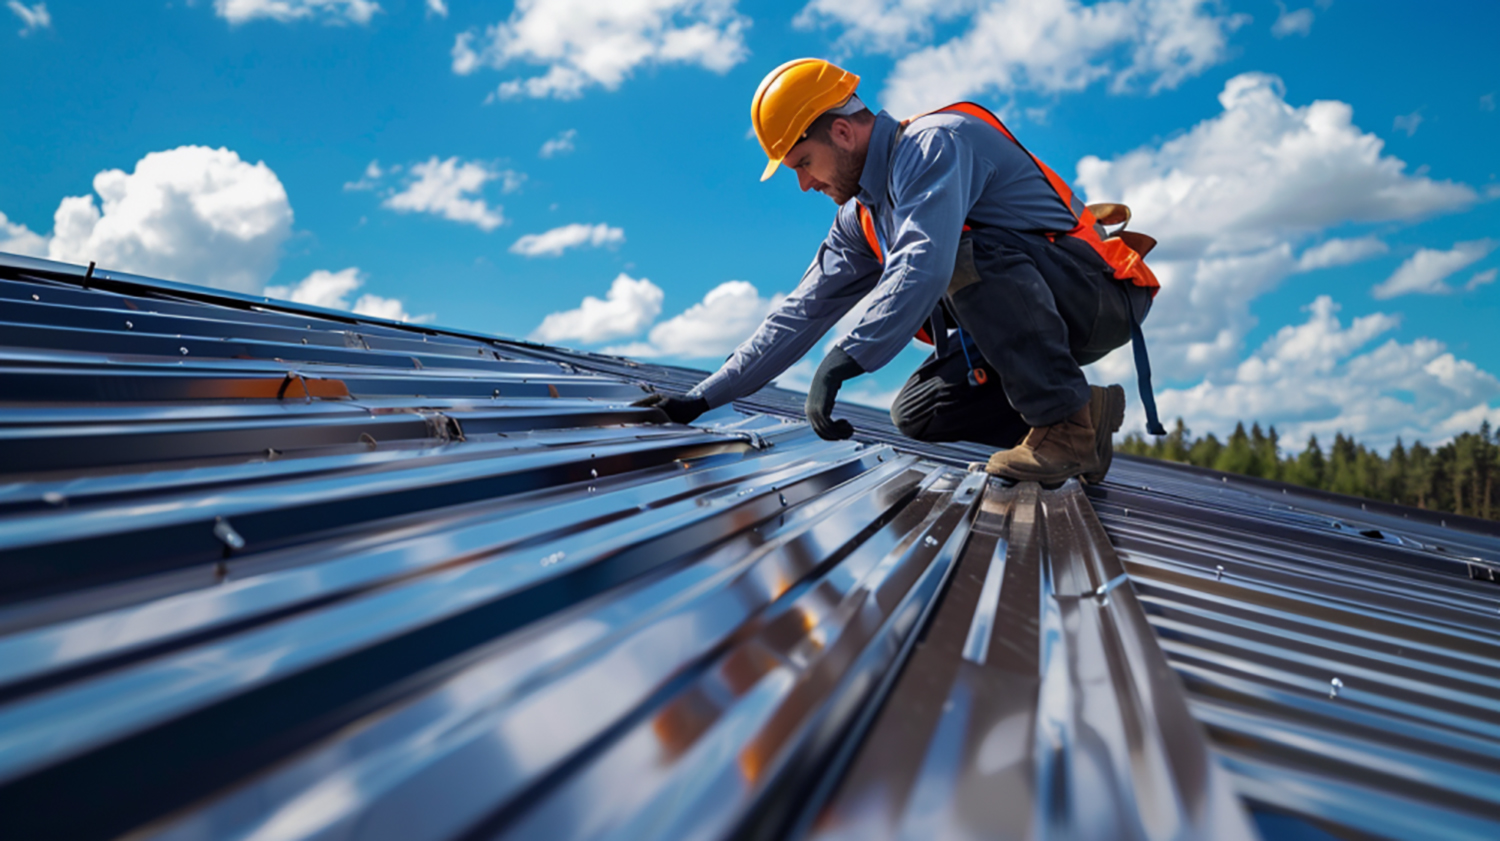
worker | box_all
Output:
[635,58,1163,485]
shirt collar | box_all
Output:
[855,111,899,210]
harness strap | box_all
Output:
[1130,313,1168,436]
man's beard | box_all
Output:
[825,142,867,205]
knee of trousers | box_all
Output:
[889,400,937,441]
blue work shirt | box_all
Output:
[688,108,1078,409]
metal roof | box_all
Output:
[1,251,1497,840]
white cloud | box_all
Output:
[1393,109,1423,137]
[343,160,387,191]
[214,0,381,25]
[41,146,293,293]
[264,267,429,322]
[8,1,49,35]
[426,0,447,18]
[1482,93,1496,112]
[452,0,749,100]
[606,280,783,359]
[1295,236,1388,272]
[1373,239,1496,299]
[0,210,48,257]
[1466,268,1497,291]
[540,129,577,158]
[1074,72,1475,378]
[1270,2,1313,38]
[530,273,664,343]
[381,157,513,231]
[510,223,624,257]
[1147,296,1500,451]
[803,0,1250,115]
[794,0,977,55]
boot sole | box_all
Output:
[1082,384,1125,485]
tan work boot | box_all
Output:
[1082,384,1126,485]
[984,404,1099,484]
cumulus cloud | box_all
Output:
[214,0,381,25]
[530,273,664,344]
[539,129,577,158]
[452,0,749,100]
[1148,296,1500,451]
[606,280,783,359]
[381,157,516,231]
[1270,2,1313,38]
[1482,93,1496,112]
[1373,239,1496,299]
[344,160,389,191]
[1074,72,1475,378]
[799,0,1250,115]
[794,0,977,55]
[264,267,429,322]
[1467,268,1497,292]
[510,223,624,257]
[1295,236,1389,272]
[8,1,49,35]
[426,0,447,18]
[0,211,48,257]
[31,146,293,293]
[1393,109,1423,137]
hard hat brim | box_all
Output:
[760,155,782,182]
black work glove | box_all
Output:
[632,392,709,425]
[805,347,865,441]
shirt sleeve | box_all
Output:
[836,127,983,373]
[687,203,883,409]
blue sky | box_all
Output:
[2,0,1497,449]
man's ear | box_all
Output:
[829,117,857,151]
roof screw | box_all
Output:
[590,468,598,478]
[31,294,39,301]
[213,517,246,552]
[125,320,133,329]
[1123,508,1130,515]
[301,338,308,344]
[924,535,939,547]
[493,389,500,398]
[541,551,565,567]
[779,493,788,507]
[1215,565,1224,581]
[1328,677,1344,699]
[588,485,597,493]
[265,448,280,459]
[42,491,66,506]
[179,347,189,355]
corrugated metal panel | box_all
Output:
[1,251,1496,840]
[1092,458,1500,840]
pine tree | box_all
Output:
[1216,424,1255,475]
[1109,416,1495,522]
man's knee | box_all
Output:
[890,398,936,441]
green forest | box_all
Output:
[1117,419,1499,522]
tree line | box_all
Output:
[1117,419,1499,522]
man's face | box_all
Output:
[784,125,866,205]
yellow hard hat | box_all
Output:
[752,58,861,182]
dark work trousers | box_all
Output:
[889,226,1153,448]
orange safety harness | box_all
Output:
[854,101,1167,433]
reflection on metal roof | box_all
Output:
[0,251,1497,840]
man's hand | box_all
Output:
[632,392,709,425]
[805,347,865,440]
